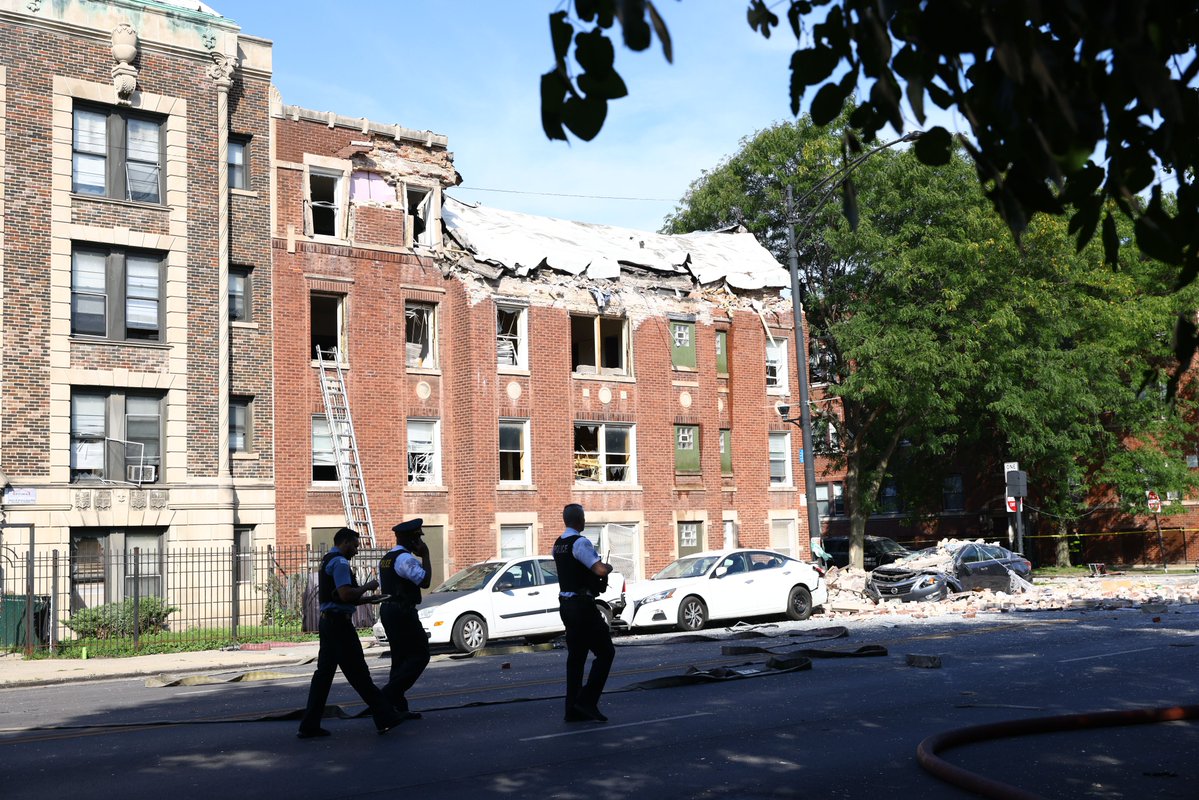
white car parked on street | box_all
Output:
[621,548,826,631]
[373,556,626,653]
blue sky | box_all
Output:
[214,0,934,232]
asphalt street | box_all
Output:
[1,607,1197,800]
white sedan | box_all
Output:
[373,556,626,653]
[621,548,827,631]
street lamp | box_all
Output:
[780,131,922,563]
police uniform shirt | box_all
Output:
[559,528,601,598]
[387,546,428,586]
[320,549,358,614]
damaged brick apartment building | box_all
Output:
[0,0,817,590]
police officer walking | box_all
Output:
[298,527,403,738]
[552,503,615,722]
[379,518,432,719]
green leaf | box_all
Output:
[790,45,839,87]
[913,126,951,166]
[575,29,616,73]
[578,67,629,100]
[620,1,651,51]
[841,176,859,231]
[540,70,569,141]
[1102,211,1119,268]
[1135,214,1183,265]
[562,94,608,141]
[646,1,673,63]
[747,0,780,37]
[549,11,573,64]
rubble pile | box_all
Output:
[822,566,1199,617]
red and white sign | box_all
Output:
[1006,496,1021,513]
[1146,490,1162,513]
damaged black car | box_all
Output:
[865,540,1033,602]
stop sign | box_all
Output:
[1147,490,1162,513]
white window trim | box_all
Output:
[496,303,529,370]
[766,338,790,395]
[407,418,442,486]
[303,154,351,241]
[403,181,442,249]
[574,422,636,485]
[499,418,531,485]
[498,523,534,558]
[768,431,793,487]
[405,302,439,370]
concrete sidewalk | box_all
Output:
[0,639,338,689]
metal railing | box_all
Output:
[0,545,389,657]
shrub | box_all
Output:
[63,596,178,639]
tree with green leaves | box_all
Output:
[542,2,1199,382]
[664,118,1199,569]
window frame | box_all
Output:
[715,330,729,375]
[570,314,631,377]
[496,303,528,369]
[407,418,442,486]
[499,524,534,559]
[228,136,250,191]
[670,320,697,370]
[234,526,254,584]
[942,473,965,512]
[306,163,349,239]
[310,292,345,360]
[677,521,703,557]
[498,419,531,484]
[72,104,165,204]
[768,431,792,486]
[573,422,636,484]
[71,245,165,342]
[674,424,701,474]
[765,338,789,393]
[70,389,164,485]
[405,302,439,370]
[719,428,733,475]
[311,415,337,483]
[230,396,253,454]
[230,266,252,323]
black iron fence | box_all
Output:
[0,545,390,657]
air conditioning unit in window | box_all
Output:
[127,464,156,484]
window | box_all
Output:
[72,106,163,203]
[499,419,530,483]
[674,424,700,473]
[810,334,835,383]
[69,529,166,610]
[816,482,845,517]
[878,478,902,514]
[228,137,249,190]
[770,519,795,557]
[71,390,163,484]
[715,330,729,375]
[124,531,164,600]
[71,246,163,341]
[405,303,438,369]
[234,526,254,584]
[230,267,251,322]
[677,521,703,557]
[405,184,437,247]
[497,304,528,368]
[1187,452,1199,469]
[573,423,634,484]
[943,474,965,511]
[719,429,732,475]
[312,416,337,482]
[581,521,641,580]
[768,432,791,485]
[766,338,789,391]
[308,167,344,237]
[722,519,738,549]
[310,293,344,359]
[230,396,252,453]
[500,525,533,558]
[571,315,629,376]
[670,321,696,369]
[407,419,441,485]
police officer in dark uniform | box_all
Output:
[378,518,432,719]
[298,527,403,738]
[552,503,615,722]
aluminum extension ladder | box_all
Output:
[315,346,376,547]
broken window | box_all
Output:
[766,338,788,391]
[768,431,791,485]
[571,315,629,376]
[573,423,633,483]
[406,184,436,247]
[407,419,440,485]
[674,424,700,473]
[310,293,344,359]
[499,419,530,483]
[307,168,343,237]
[405,302,438,369]
[670,321,696,369]
[496,304,527,368]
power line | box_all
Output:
[450,186,676,203]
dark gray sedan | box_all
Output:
[865,541,1032,601]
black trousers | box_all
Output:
[380,603,430,712]
[299,612,397,732]
[559,596,615,713]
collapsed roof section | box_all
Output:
[441,196,789,293]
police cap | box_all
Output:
[392,518,424,537]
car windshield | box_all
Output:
[434,562,502,593]
[876,539,910,555]
[653,555,719,580]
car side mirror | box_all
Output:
[494,581,513,592]
[713,566,728,578]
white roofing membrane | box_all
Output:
[442,197,788,290]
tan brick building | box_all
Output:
[0,0,275,604]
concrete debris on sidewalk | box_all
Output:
[821,566,1199,618]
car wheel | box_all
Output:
[786,585,813,620]
[676,596,707,632]
[596,603,613,629]
[451,613,488,653]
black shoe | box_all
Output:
[564,709,590,722]
[401,710,423,721]
[376,717,404,735]
[570,703,608,722]
[297,727,331,739]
